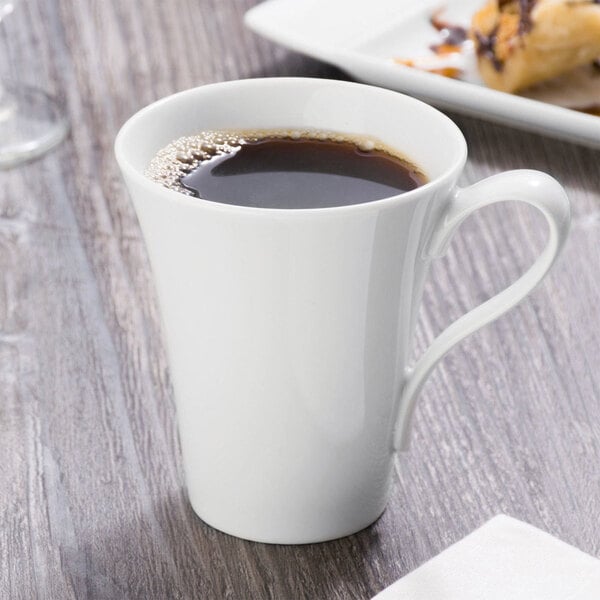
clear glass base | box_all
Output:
[0,82,68,169]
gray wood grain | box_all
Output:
[0,1,599,598]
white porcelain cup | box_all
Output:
[115,78,570,544]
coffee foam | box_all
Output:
[145,129,413,194]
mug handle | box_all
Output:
[393,170,571,451]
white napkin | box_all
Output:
[373,515,600,600]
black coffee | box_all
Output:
[146,130,426,209]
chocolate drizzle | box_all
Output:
[517,0,537,34]
[430,11,468,47]
[475,26,503,71]
[474,0,540,71]
[497,0,537,34]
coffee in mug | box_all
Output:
[146,129,427,209]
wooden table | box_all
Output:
[2,1,599,598]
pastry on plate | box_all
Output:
[471,0,600,93]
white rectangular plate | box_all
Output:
[245,0,600,149]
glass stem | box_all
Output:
[0,80,11,122]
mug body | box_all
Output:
[115,78,466,543]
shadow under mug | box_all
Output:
[115,78,570,544]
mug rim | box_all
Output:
[114,77,468,216]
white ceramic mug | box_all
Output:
[115,78,570,544]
